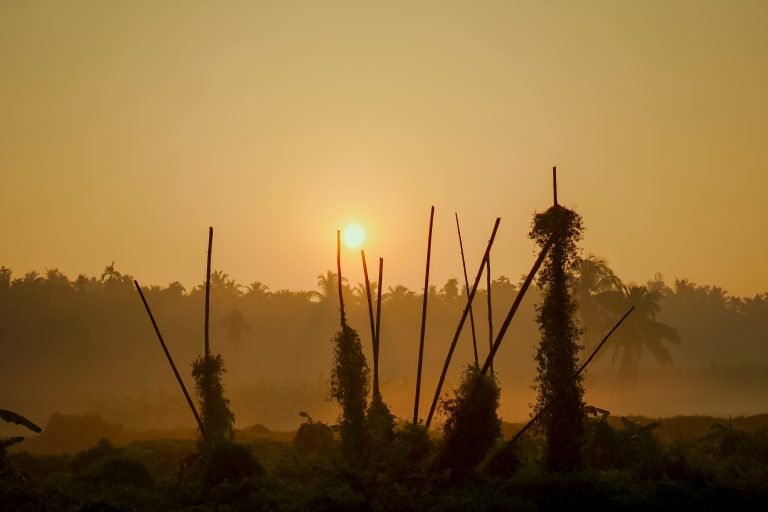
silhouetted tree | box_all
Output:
[602,285,681,384]
[192,353,234,443]
[330,324,370,463]
[530,204,585,472]
[436,365,501,480]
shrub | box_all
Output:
[436,365,501,480]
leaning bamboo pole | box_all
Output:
[413,206,435,424]
[337,230,346,327]
[486,255,494,374]
[455,213,479,366]
[508,307,635,444]
[479,214,566,376]
[361,250,379,396]
[134,280,206,439]
[204,227,213,359]
[424,217,501,428]
[375,257,383,395]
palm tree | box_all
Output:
[313,271,351,303]
[439,278,460,302]
[577,256,680,385]
[607,285,680,384]
[220,308,251,345]
[384,285,415,303]
[210,271,242,297]
[576,254,624,344]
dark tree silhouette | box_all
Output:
[330,324,370,463]
[436,365,501,480]
[530,204,585,472]
[192,353,234,442]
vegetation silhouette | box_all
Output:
[191,354,234,443]
[530,204,586,472]
[435,365,501,481]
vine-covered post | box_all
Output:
[530,168,586,472]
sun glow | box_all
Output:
[342,224,365,249]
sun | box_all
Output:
[342,224,365,249]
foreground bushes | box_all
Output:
[2,419,768,511]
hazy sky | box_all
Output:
[1,1,766,296]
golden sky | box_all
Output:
[1,1,766,296]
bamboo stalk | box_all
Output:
[337,230,346,327]
[361,250,378,396]
[455,213,479,366]
[553,166,558,206]
[486,255,493,374]
[375,257,383,396]
[424,217,501,428]
[413,206,435,424]
[134,280,207,439]
[204,227,213,359]
[508,307,635,444]
[480,214,566,376]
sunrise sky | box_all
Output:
[1,1,766,296]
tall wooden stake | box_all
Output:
[134,280,207,439]
[553,166,558,206]
[375,257,383,397]
[509,307,635,444]
[480,214,567,376]
[204,227,213,359]
[361,250,378,396]
[455,213,479,366]
[337,230,346,327]
[486,255,494,374]
[424,217,501,428]
[413,206,435,424]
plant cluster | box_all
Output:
[192,353,235,444]
[530,204,586,472]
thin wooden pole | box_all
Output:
[414,206,435,424]
[455,213,479,366]
[424,217,501,428]
[361,250,378,396]
[204,227,213,359]
[134,280,207,439]
[337,230,346,327]
[553,166,558,206]
[375,257,383,397]
[486,255,493,374]
[480,214,567,376]
[508,307,635,444]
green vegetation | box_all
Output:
[2,415,768,510]
[329,324,370,463]
[192,353,235,443]
[530,205,586,472]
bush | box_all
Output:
[198,440,263,489]
[436,365,501,481]
[294,422,336,455]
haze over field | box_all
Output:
[1,0,767,298]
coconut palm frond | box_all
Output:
[0,409,42,433]
[0,436,25,449]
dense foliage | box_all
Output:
[2,416,768,511]
[530,205,585,472]
[437,365,501,480]
[329,325,370,463]
[192,353,235,443]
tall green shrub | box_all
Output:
[330,324,370,462]
[192,353,234,443]
[530,204,585,472]
[437,365,501,479]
